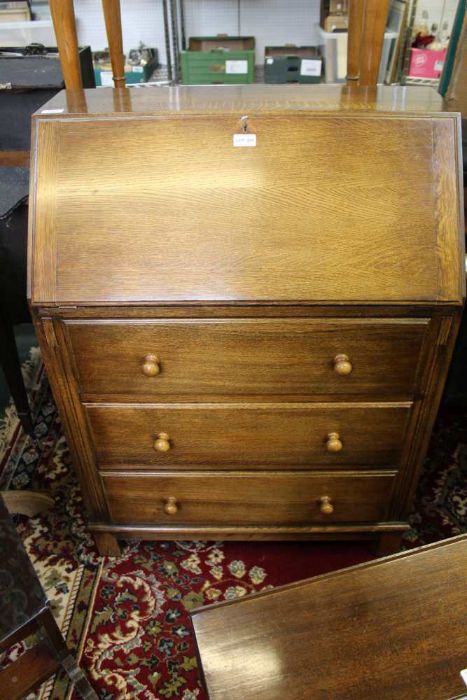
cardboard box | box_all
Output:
[408,48,447,79]
[0,1,30,22]
[94,51,159,86]
[324,14,348,32]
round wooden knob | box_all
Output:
[164,497,178,515]
[326,432,343,452]
[319,496,334,515]
[142,354,160,377]
[334,354,353,376]
[154,432,171,452]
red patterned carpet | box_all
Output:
[1,351,466,700]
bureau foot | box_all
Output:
[94,532,121,557]
[376,532,403,557]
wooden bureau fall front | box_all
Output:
[28,85,465,556]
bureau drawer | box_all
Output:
[66,319,429,398]
[102,471,395,525]
[87,403,410,468]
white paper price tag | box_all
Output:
[41,108,64,114]
[226,60,248,74]
[300,59,322,77]
[100,71,114,86]
[132,65,144,73]
[233,133,256,147]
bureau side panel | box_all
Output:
[389,309,463,518]
[33,315,108,520]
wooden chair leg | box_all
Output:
[38,608,99,700]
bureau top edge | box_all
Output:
[32,84,455,119]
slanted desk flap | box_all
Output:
[30,112,464,305]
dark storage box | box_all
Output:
[264,46,322,84]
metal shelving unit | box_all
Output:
[163,0,323,85]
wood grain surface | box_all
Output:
[28,85,465,555]
[48,0,82,90]
[86,402,410,468]
[30,114,463,304]
[191,535,467,700]
[30,84,447,116]
[102,470,395,525]
[65,318,429,399]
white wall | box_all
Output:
[31,0,461,65]
[414,0,459,32]
[32,0,323,64]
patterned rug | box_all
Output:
[0,349,466,700]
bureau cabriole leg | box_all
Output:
[94,532,121,557]
[376,532,403,557]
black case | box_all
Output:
[0,167,29,322]
[0,45,95,151]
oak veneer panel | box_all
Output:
[66,318,429,398]
[102,470,395,525]
[29,86,465,555]
[191,536,467,700]
[31,84,446,116]
[31,115,463,304]
[87,403,410,468]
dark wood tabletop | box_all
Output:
[191,535,467,700]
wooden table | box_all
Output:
[0,494,98,699]
[191,536,467,700]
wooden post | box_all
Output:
[113,87,133,112]
[101,0,126,88]
[359,0,391,86]
[347,0,365,84]
[49,0,82,90]
[347,0,391,87]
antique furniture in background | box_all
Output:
[347,0,391,86]
[0,495,97,699]
[28,84,465,556]
[191,535,467,700]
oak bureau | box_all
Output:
[28,85,465,556]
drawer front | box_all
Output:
[66,319,428,398]
[87,403,410,468]
[102,471,395,525]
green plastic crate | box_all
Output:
[264,46,322,84]
[181,36,255,85]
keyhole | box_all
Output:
[241,115,249,133]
